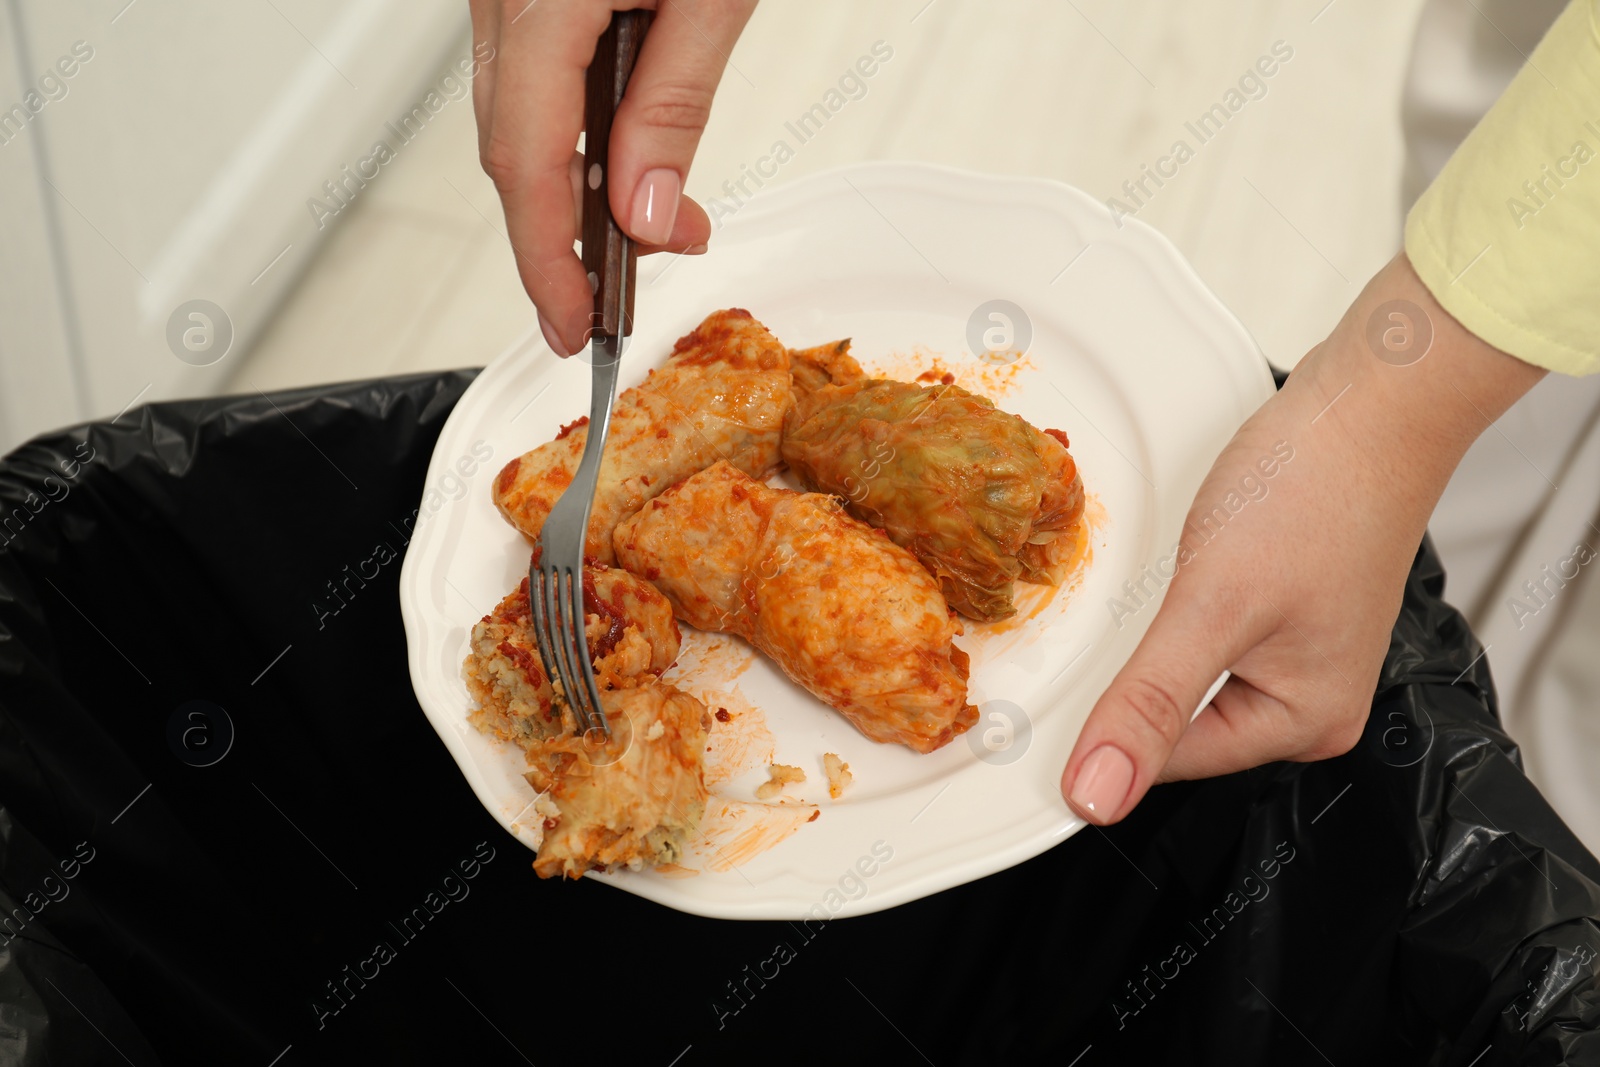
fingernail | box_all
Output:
[1069,746,1134,823]
[538,310,570,357]
[629,167,680,246]
[683,242,708,255]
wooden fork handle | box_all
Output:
[582,9,651,340]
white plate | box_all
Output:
[399,161,1272,920]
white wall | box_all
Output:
[0,0,468,451]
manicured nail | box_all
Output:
[1069,745,1134,823]
[683,242,708,255]
[629,167,680,246]
[538,310,570,357]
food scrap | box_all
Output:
[755,763,806,801]
[823,752,853,799]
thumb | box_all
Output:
[607,0,757,247]
[1061,589,1253,826]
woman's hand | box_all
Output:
[1061,252,1546,824]
[467,0,757,356]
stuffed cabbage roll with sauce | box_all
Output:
[521,684,710,880]
[492,309,791,563]
[463,562,710,879]
[782,340,1086,622]
[613,461,977,754]
[464,561,681,749]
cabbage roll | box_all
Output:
[464,562,681,748]
[613,461,977,753]
[464,563,709,879]
[523,685,710,880]
[492,309,791,563]
[782,341,1086,621]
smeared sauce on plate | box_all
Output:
[689,799,820,873]
[864,346,1038,399]
[695,687,776,790]
[654,863,700,879]
[668,631,756,687]
[660,631,816,870]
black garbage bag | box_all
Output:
[0,370,1596,1066]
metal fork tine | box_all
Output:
[547,568,592,735]
[554,568,596,735]
[528,569,548,678]
[567,564,608,738]
[527,570,566,729]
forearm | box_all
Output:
[1276,253,1546,524]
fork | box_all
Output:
[530,9,649,743]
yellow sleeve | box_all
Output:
[1405,0,1600,376]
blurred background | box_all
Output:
[0,0,1423,452]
